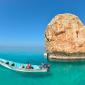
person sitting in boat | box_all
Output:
[44,63,50,68]
[21,65,25,69]
[26,64,31,69]
[20,65,25,69]
[40,63,50,69]
[11,63,15,67]
[5,61,9,65]
[26,64,33,69]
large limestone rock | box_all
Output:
[45,13,85,54]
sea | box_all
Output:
[0,48,85,85]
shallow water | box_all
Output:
[0,50,85,85]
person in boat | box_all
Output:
[5,62,9,65]
[40,63,50,69]
[26,64,31,69]
[5,62,15,67]
[21,65,25,69]
[26,64,33,69]
[44,64,50,68]
[20,65,25,69]
[11,63,15,67]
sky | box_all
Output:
[0,0,85,48]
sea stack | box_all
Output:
[45,13,85,61]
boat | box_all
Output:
[0,58,49,72]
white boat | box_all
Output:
[0,58,49,72]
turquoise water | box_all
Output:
[0,50,85,85]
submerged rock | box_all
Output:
[45,13,85,60]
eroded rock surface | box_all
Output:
[45,13,85,53]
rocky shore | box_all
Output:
[45,13,85,61]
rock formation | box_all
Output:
[45,13,85,55]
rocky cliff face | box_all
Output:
[45,13,85,54]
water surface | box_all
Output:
[0,49,85,85]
